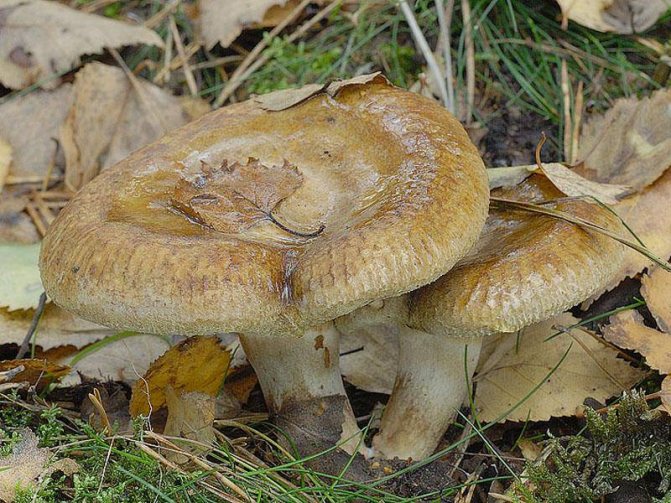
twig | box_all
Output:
[214,0,331,107]
[169,16,198,96]
[561,59,572,162]
[398,0,449,107]
[571,80,584,164]
[461,0,475,124]
[144,0,181,30]
[15,292,47,359]
[435,0,456,113]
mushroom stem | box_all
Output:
[239,324,363,456]
[372,328,481,460]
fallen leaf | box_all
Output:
[0,359,69,389]
[59,333,170,387]
[254,83,325,111]
[0,0,162,89]
[0,242,42,311]
[130,336,231,417]
[661,376,671,415]
[171,158,304,234]
[0,138,11,191]
[602,309,671,374]
[538,162,631,204]
[324,72,385,96]
[199,0,289,49]
[487,165,533,190]
[163,387,216,464]
[0,193,39,244]
[555,0,668,34]
[0,303,115,351]
[640,266,671,333]
[340,326,397,395]
[61,62,201,190]
[575,88,671,190]
[474,313,645,422]
[0,85,72,179]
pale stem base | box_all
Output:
[239,324,363,456]
[372,328,482,460]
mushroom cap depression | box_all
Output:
[40,75,490,337]
[410,174,625,338]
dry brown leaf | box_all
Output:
[223,365,258,405]
[340,326,397,395]
[0,85,72,179]
[163,387,216,464]
[0,0,162,89]
[575,88,671,190]
[0,193,40,244]
[487,165,534,190]
[60,334,170,386]
[60,62,203,190]
[172,158,304,234]
[556,0,668,34]
[199,0,289,49]
[603,309,671,374]
[661,375,671,415]
[0,429,78,502]
[474,313,645,422]
[0,359,69,390]
[641,266,671,333]
[538,162,631,204]
[130,336,231,417]
[325,72,385,96]
[0,304,114,351]
[254,83,325,111]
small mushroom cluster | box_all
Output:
[39,74,624,463]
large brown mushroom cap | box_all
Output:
[40,76,489,337]
[410,175,625,338]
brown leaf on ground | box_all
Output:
[163,387,216,464]
[0,193,40,244]
[575,88,671,190]
[0,0,162,89]
[474,313,645,422]
[555,0,668,34]
[130,336,231,417]
[254,83,325,111]
[0,429,78,502]
[0,359,70,390]
[0,304,114,351]
[199,0,290,49]
[603,309,671,374]
[340,326,397,395]
[0,85,72,179]
[171,158,304,234]
[538,162,631,205]
[640,267,671,333]
[661,376,671,415]
[61,62,202,191]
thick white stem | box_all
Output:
[239,323,363,455]
[372,328,482,460]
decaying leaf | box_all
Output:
[555,0,668,34]
[0,0,162,89]
[0,429,78,502]
[171,158,304,234]
[325,72,385,96]
[61,333,170,386]
[199,0,289,49]
[163,387,216,464]
[130,336,231,417]
[0,359,69,390]
[0,85,72,179]
[474,313,645,422]
[661,376,671,415]
[0,242,42,311]
[576,88,671,190]
[0,194,40,244]
[487,165,534,190]
[537,162,631,205]
[61,62,204,191]
[0,303,115,351]
[602,309,671,374]
[640,267,671,333]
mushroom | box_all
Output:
[338,174,625,460]
[39,75,490,458]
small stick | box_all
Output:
[169,16,198,97]
[461,0,475,124]
[16,292,47,359]
[435,0,456,113]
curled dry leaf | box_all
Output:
[640,266,671,333]
[474,313,645,422]
[199,0,291,49]
[0,242,43,311]
[602,309,671,374]
[555,0,668,34]
[537,162,631,205]
[0,85,72,179]
[0,0,162,89]
[575,88,671,191]
[0,193,40,244]
[0,429,78,503]
[129,336,231,417]
[61,62,207,191]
